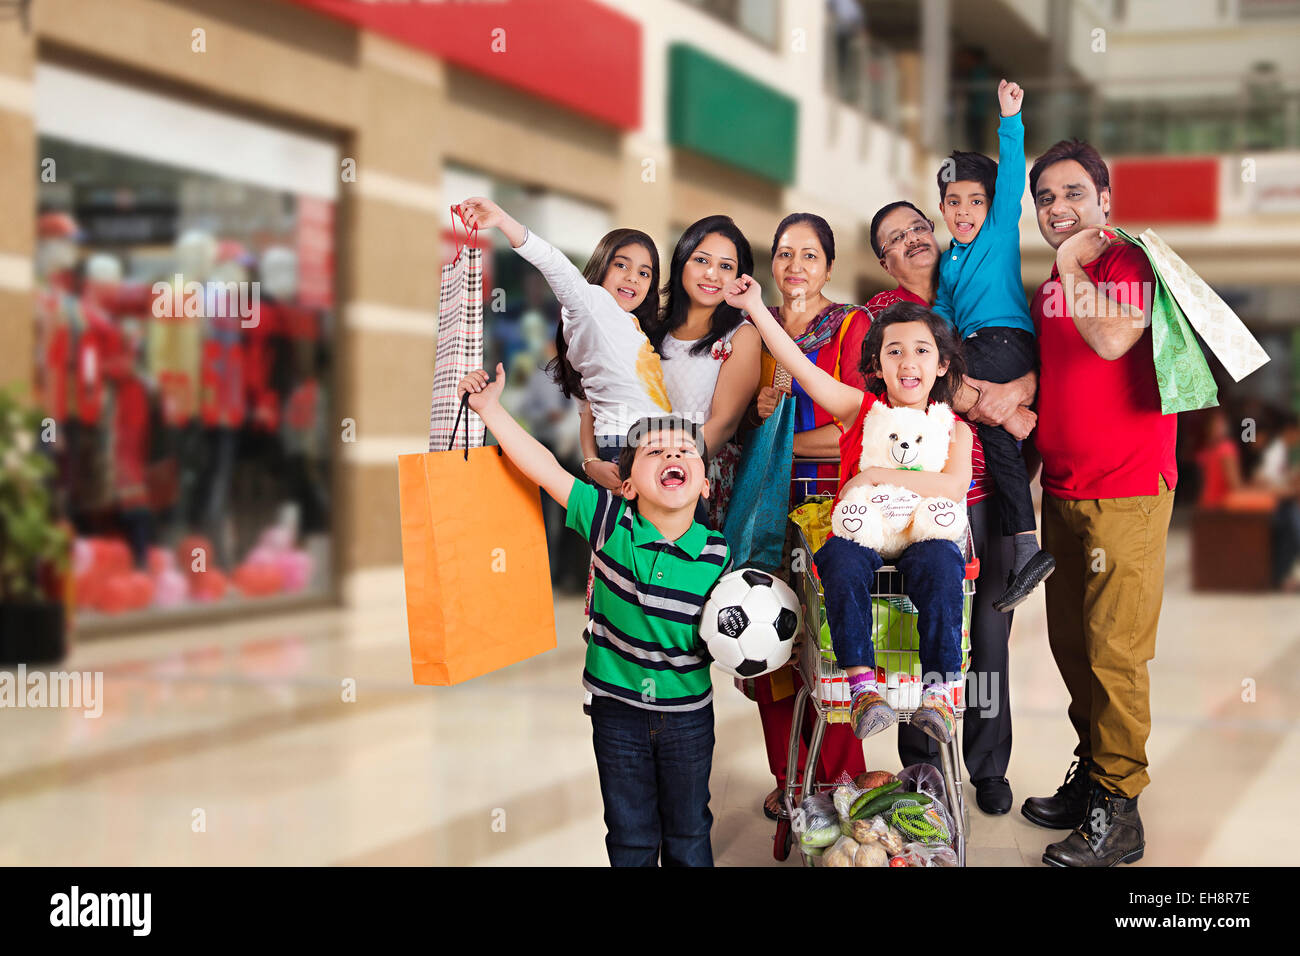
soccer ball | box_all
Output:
[700,568,801,679]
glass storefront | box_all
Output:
[34,66,338,621]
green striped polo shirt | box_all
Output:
[566,480,731,712]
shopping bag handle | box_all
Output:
[449,204,479,267]
[448,392,502,461]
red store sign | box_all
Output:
[282,0,642,131]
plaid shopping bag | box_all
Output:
[428,210,485,451]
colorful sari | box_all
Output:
[759,302,873,498]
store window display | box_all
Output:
[36,141,335,621]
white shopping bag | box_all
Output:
[1139,229,1269,382]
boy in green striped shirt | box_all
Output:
[459,364,730,867]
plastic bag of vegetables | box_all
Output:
[792,792,840,850]
[895,842,959,867]
[897,762,947,803]
[888,797,954,845]
[832,782,865,826]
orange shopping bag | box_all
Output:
[398,396,557,684]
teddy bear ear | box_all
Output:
[927,403,954,438]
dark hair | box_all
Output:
[770,212,836,265]
[649,215,753,357]
[937,150,997,203]
[547,228,660,399]
[869,200,930,258]
[1028,138,1112,200]
[857,301,966,407]
[616,415,710,482]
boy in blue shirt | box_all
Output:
[934,78,1054,611]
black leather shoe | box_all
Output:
[1021,759,1093,829]
[1043,784,1145,867]
[993,549,1056,612]
[974,776,1013,815]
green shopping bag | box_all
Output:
[1112,227,1218,415]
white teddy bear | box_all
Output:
[830,401,968,559]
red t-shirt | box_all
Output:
[864,286,928,322]
[1031,242,1177,500]
[835,391,984,507]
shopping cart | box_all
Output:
[772,459,979,867]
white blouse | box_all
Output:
[514,230,671,439]
[659,322,746,428]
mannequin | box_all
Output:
[263,246,327,539]
[196,240,249,569]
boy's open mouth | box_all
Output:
[659,465,687,488]
[954,221,975,235]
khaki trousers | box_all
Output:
[1041,477,1174,798]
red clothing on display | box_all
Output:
[42,319,72,422]
[280,304,320,341]
[244,302,281,431]
[1031,243,1178,500]
[75,297,126,425]
[200,329,246,428]
[113,375,150,507]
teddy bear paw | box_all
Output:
[911,497,967,542]
[832,499,885,549]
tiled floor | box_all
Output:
[1,526,1296,866]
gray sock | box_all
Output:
[1012,533,1039,576]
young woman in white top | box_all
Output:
[646,215,761,529]
[455,198,670,496]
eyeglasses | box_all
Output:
[880,221,935,255]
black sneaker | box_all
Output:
[1021,758,1093,830]
[993,549,1056,612]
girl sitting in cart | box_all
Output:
[725,279,974,745]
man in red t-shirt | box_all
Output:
[1021,140,1177,867]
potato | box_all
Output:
[854,842,889,867]
[853,771,898,791]
[878,826,906,856]
[850,818,882,844]
[823,835,859,868]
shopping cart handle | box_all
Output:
[964,558,980,581]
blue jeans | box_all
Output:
[814,535,965,678]
[589,694,714,867]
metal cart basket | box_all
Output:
[773,459,979,866]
